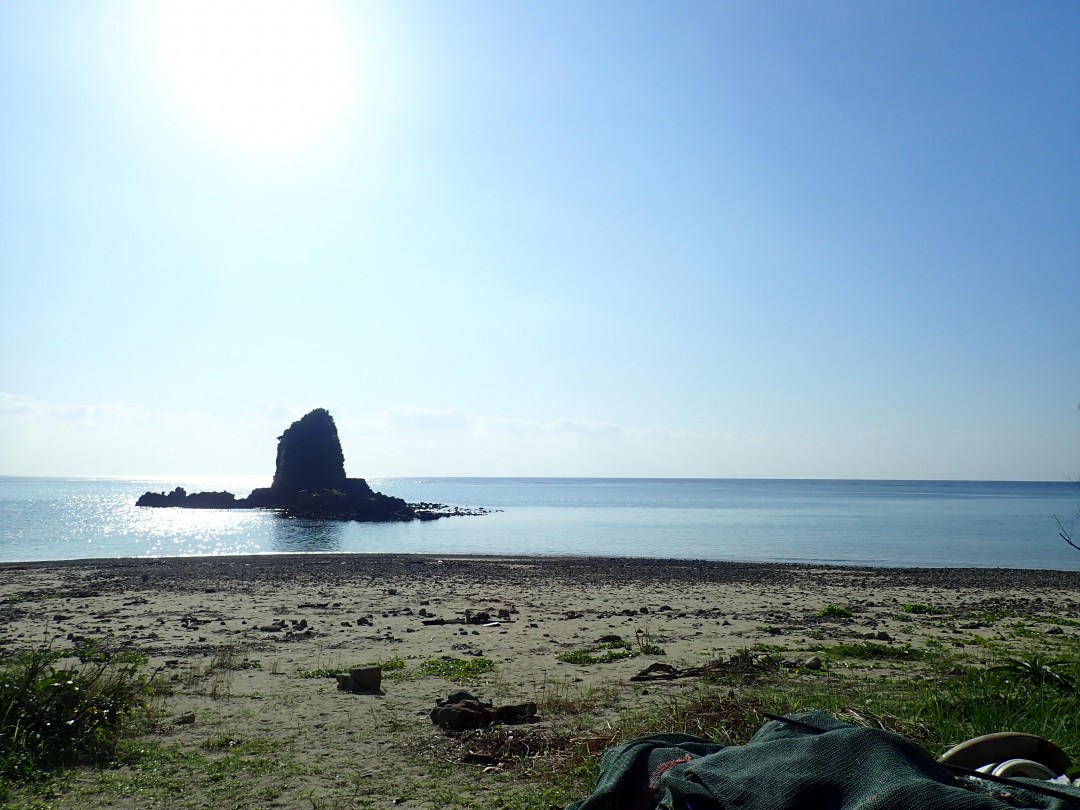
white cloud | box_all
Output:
[0,392,177,423]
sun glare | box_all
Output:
[158,0,349,149]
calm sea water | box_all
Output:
[1,476,1078,570]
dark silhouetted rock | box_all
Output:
[135,487,238,509]
[270,408,347,503]
[136,408,491,523]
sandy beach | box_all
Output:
[4,554,1080,808]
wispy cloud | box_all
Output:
[375,406,624,436]
[0,392,174,423]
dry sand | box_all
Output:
[3,554,1080,808]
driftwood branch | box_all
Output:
[1057,517,1080,552]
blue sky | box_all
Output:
[1,1,1078,479]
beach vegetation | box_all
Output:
[300,660,412,686]
[557,641,638,666]
[1008,621,1039,639]
[989,653,1077,692]
[55,739,307,808]
[826,641,926,661]
[0,640,155,793]
[418,656,496,683]
[201,734,276,754]
[205,643,261,672]
[750,642,790,653]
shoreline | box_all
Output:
[5,552,1080,591]
[4,551,1080,807]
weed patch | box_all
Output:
[557,642,638,666]
[419,657,496,683]
[1,641,154,788]
[829,641,926,661]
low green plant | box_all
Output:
[418,657,495,683]
[1,641,154,787]
[299,667,345,679]
[829,642,925,661]
[299,657,409,680]
[1008,622,1039,639]
[815,605,853,619]
[557,641,638,666]
[72,636,149,666]
[202,735,276,754]
[989,653,1077,692]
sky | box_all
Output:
[1,1,1078,480]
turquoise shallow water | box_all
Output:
[1,476,1078,569]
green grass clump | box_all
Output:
[989,653,1077,692]
[1,642,154,790]
[381,657,406,672]
[557,642,638,666]
[815,605,853,619]
[829,641,925,661]
[299,657,409,680]
[418,657,495,683]
[299,667,344,679]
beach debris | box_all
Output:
[863,631,893,641]
[630,651,788,682]
[336,666,382,693]
[430,691,538,731]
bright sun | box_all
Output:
[158,0,349,149]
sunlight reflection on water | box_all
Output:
[3,477,1079,569]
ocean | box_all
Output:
[1,476,1078,570]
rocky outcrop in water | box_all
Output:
[137,408,485,522]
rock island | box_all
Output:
[137,408,485,522]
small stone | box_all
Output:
[336,666,382,693]
[804,656,823,670]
